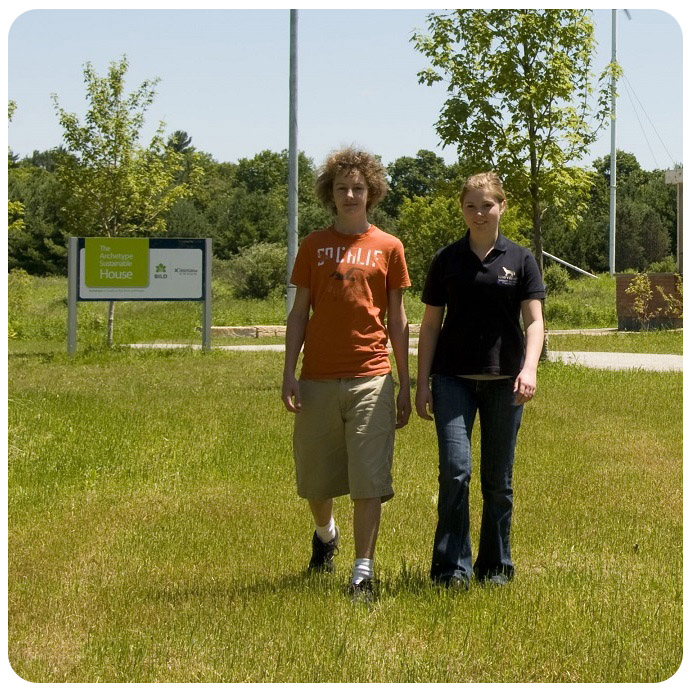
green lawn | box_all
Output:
[8,348,682,682]
[8,273,682,356]
[548,330,682,355]
[9,272,624,345]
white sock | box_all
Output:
[351,558,374,585]
[315,517,337,543]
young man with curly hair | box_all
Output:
[282,147,411,602]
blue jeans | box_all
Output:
[430,375,523,583]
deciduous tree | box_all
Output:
[52,57,202,238]
[380,149,450,217]
[51,56,203,344]
[413,9,613,273]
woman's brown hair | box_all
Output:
[460,172,507,205]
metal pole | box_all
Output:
[677,182,683,273]
[286,9,299,317]
[67,237,78,355]
[609,9,617,276]
[202,238,212,351]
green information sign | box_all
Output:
[84,237,150,287]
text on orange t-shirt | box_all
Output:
[290,225,410,379]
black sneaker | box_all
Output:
[474,566,513,586]
[433,575,470,591]
[348,578,377,604]
[484,573,510,587]
[307,527,339,573]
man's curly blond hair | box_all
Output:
[315,147,389,214]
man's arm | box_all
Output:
[415,305,444,420]
[281,286,311,413]
[514,298,544,405]
[387,288,411,429]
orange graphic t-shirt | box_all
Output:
[290,225,410,379]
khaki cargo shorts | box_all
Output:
[293,374,396,502]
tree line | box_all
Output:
[8,139,678,289]
[8,8,680,296]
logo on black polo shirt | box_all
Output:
[497,266,518,286]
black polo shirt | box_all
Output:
[421,231,545,378]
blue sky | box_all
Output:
[6,4,685,173]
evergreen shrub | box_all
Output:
[543,263,571,295]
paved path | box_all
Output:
[128,343,682,372]
[546,350,681,372]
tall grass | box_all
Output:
[8,272,625,345]
[544,273,617,329]
[7,274,288,345]
[8,349,682,682]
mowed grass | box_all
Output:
[8,348,682,683]
[548,330,682,354]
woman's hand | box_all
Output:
[415,382,434,420]
[513,366,537,405]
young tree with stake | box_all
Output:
[52,55,202,346]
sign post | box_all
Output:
[67,237,212,354]
[67,237,79,356]
[202,238,212,350]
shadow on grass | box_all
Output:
[137,571,334,607]
[137,563,450,608]
[229,565,438,600]
[7,343,209,365]
[8,350,59,363]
